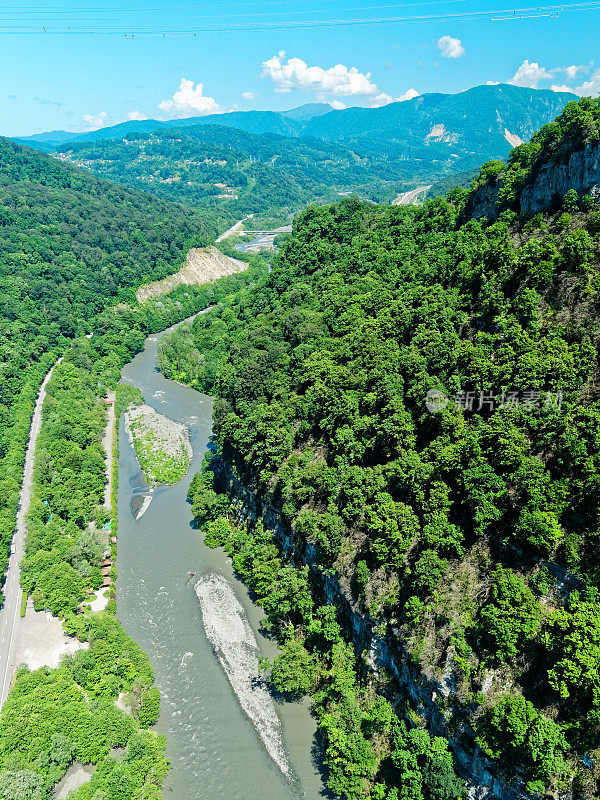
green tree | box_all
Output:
[479,567,542,661]
[138,687,160,728]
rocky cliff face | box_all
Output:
[466,183,500,222]
[520,141,600,214]
[469,140,600,221]
[215,461,547,800]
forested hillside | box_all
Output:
[161,98,600,799]
[49,86,576,227]
[0,136,220,600]
[54,125,398,224]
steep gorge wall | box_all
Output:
[469,140,600,220]
[215,461,540,800]
[520,141,600,214]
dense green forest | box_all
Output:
[0,257,267,798]
[55,125,400,226]
[0,135,226,602]
[162,98,600,799]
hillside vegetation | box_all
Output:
[55,124,401,225]
[0,136,220,599]
[470,95,600,212]
[49,86,575,228]
[161,98,600,799]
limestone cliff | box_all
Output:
[519,140,600,214]
[468,140,600,221]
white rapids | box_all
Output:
[195,573,291,778]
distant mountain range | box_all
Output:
[12,103,333,151]
[14,85,575,159]
[11,85,578,222]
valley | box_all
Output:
[115,323,325,798]
[1,78,600,800]
[17,85,576,229]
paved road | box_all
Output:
[215,214,254,243]
[102,391,116,510]
[392,185,433,206]
[0,360,59,709]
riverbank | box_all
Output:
[116,320,325,800]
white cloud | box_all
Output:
[82,111,108,130]
[126,110,148,121]
[159,79,224,118]
[398,88,420,102]
[261,50,384,101]
[556,64,586,80]
[499,60,595,96]
[367,92,394,107]
[242,91,257,100]
[338,89,420,108]
[437,36,465,59]
[486,80,500,85]
[576,70,600,97]
[509,60,553,88]
[260,51,417,109]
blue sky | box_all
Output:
[1,0,599,136]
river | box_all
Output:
[116,318,326,800]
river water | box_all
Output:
[116,319,326,800]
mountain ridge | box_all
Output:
[12,84,576,156]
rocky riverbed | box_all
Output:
[195,572,292,780]
[124,403,192,486]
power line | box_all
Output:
[0,0,597,33]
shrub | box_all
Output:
[138,687,160,727]
[479,567,542,661]
[477,694,569,786]
[587,210,600,236]
[562,189,579,212]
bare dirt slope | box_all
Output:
[136,246,246,303]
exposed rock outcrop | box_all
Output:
[136,246,246,303]
[520,140,600,214]
[468,140,600,222]
[467,183,500,222]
